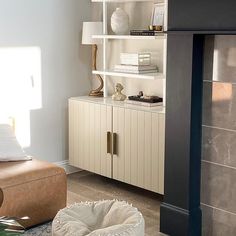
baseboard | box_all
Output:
[54,160,82,175]
[160,203,189,236]
[160,203,202,236]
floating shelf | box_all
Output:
[92,70,165,80]
[92,34,166,40]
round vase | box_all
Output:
[111,8,129,35]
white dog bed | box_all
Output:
[52,200,145,236]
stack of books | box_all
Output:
[114,64,158,74]
[130,30,163,36]
[120,53,151,66]
[114,53,158,74]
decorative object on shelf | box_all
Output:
[148,25,163,31]
[111,8,129,35]
[120,53,151,66]
[130,30,162,36]
[125,99,162,107]
[112,83,127,101]
[126,91,163,107]
[149,3,164,32]
[82,22,104,97]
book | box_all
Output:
[114,69,158,74]
[125,99,163,107]
[120,58,151,66]
[114,64,158,72]
[130,30,163,36]
[120,53,151,58]
[120,53,151,66]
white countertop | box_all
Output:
[69,96,165,114]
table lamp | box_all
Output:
[82,22,103,97]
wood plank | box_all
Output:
[118,107,125,182]
[77,101,82,168]
[144,112,152,190]
[124,109,131,183]
[74,101,79,167]
[94,104,101,174]
[89,103,95,172]
[84,102,90,171]
[159,113,165,194]
[130,110,138,186]
[151,113,159,192]
[137,111,145,188]
[100,105,107,177]
[113,107,118,179]
[106,105,112,178]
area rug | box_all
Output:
[23,222,52,236]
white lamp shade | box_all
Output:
[82,22,103,45]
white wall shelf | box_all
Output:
[91,0,168,99]
[93,70,165,80]
[92,34,166,40]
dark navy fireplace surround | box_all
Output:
[160,1,236,235]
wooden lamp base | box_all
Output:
[89,90,104,97]
[89,44,104,97]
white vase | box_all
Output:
[111,8,129,35]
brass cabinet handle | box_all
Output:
[113,133,117,155]
[107,132,111,154]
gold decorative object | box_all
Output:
[148,25,163,31]
[89,44,103,97]
[82,22,104,97]
[150,3,164,32]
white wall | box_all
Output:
[0,0,91,162]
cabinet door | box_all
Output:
[69,100,112,178]
[113,107,165,194]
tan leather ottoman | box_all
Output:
[0,158,67,228]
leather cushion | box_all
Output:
[0,158,65,189]
[0,188,3,208]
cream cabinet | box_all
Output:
[69,99,112,178]
[69,97,165,194]
[113,107,165,194]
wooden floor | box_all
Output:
[67,171,164,236]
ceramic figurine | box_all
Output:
[111,8,129,35]
[112,83,127,101]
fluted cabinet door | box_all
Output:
[113,106,165,194]
[158,113,165,194]
[69,100,112,178]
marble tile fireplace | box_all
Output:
[201,35,236,235]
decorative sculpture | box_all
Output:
[112,83,127,101]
